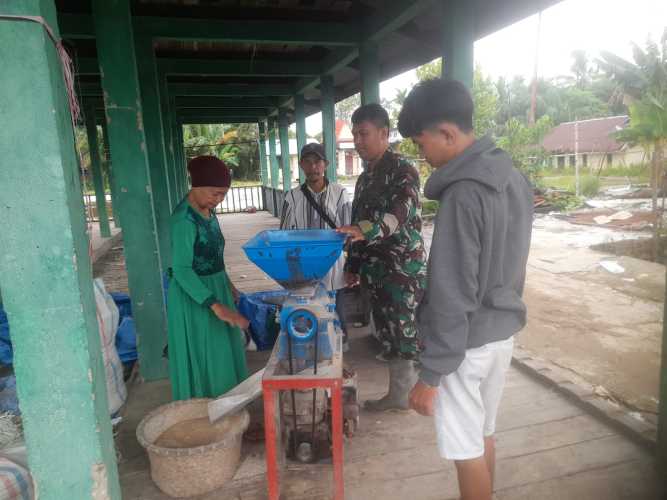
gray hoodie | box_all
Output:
[418,135,533,386]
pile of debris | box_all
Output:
[534,189,582,213]
[560,209,657,231]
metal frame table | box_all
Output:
[262,337,344,500]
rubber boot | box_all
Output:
[364,359,418,412]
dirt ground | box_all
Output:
[425,210,664,418]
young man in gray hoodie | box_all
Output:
[398,79,533,500]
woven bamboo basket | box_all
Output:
[136,398,249,498]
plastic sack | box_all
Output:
[0,376,19,416]
[115,317,137,364]
[110,292,138,367]
[237,291,287,351]
[0,309,12,366]
[0,455,34,500]
[93,279,127,415]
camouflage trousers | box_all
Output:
[362,267,425,361]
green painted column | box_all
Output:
[92,0,168,380]
[100,121,121,228]
[176,123,188,193]
[268,118,280,189]
[135,35,172,266]
[159,75,178,208]
[321,75,337,181]
[360,41,381,105]
[170,110,184,200]
[278,108,292,191]
[441,0,474,89]
[295,94,307,184]
[168,95,183,201]
[258,120,269,186]
[0,2,120,498]
[84,102,111,237]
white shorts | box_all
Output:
[434,336,514,460]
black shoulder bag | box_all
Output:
[299,183,337,229]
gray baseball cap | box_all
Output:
[300,142,326,161]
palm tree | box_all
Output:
[182,124,241,166]
[599,28,667,258]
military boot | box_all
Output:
[364,358,418,412]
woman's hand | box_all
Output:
[210,303,250,330]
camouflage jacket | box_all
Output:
[346,149,426,280]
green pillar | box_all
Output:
[360,42,381,105]
[92,0,168,380]
[135,36,172,266]
[295,94,307,184]
[159,74,178,208]
[321,75,337,181]
[0,2,120,498]
[169,95,183,200]
[278,109,292,191]
[258,120,269,186]
[441,0,474,89]
[176,122,188,193]
[84,102,111,237]
[268,118,280,189]
[100,120,121,228]
[170,111,183,200]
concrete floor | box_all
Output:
[113,212,661,500]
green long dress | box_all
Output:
[167,198,248,400]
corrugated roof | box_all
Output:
[542,116,629,154]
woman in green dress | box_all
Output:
[168,155,250,400]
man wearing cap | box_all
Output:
[280,143,352,346]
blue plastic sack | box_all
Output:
[237,290,287,351]
[0,308,13,366]
[110,293,132,320]
[110,293,138,366]
[116,317,138,364]
[0,375,19,415]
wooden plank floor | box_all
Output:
[119,212,661,500]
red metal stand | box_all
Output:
[262,341,344,500]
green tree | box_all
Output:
[599,29,667,257]
[570,49,590,89]
[410,58,498,136]
[182,123,260,181]
[336,93,361,122]
[497,115,553,182]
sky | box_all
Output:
[304,0,666,136]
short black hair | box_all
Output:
[351,103,390,129]
[398,78,474,137]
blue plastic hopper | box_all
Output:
[243,230,346,288]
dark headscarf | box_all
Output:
[187,155,231,188]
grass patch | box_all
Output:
[422,200,439,216]
[231,179,261,187]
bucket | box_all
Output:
[137,399,249,498]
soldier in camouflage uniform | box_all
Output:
[338,103,426,412]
